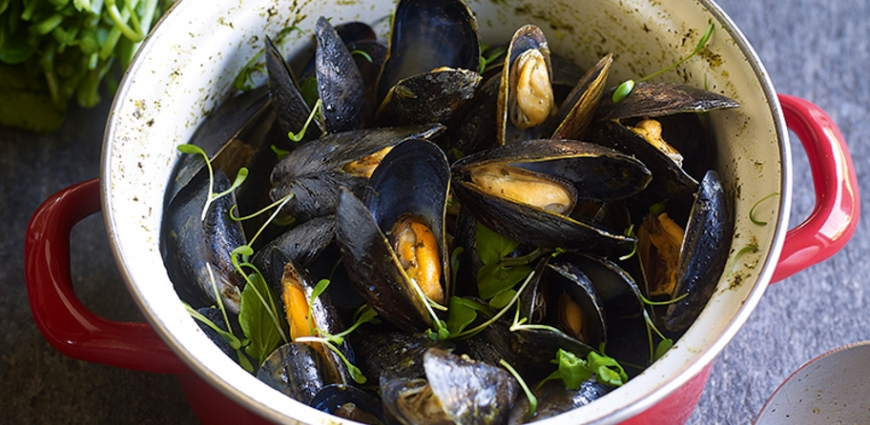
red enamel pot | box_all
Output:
[25,0,859,423]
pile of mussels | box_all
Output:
[160,0,739,423]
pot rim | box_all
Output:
[100,0,791,423]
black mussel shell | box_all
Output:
[376,0,480,102]
[549,53,613,141]
[309,384,385,424]
[452,139,649,251]
[315,17,373,133]
[269,124,445,221]
[381,348,518,425]
[377,69,482,126]
[586,120,699,212]
[375,0,481,125]
[336,139,451,332]
[356,332,454,381]
[507,379,611,424]
[265,35,323,141]
[257,342,335,405]
[165,85,272,207]
[161,170,246,313]
[279,257,355,382]
[544,258,608,349]
[252,214,336,277]
[664,170,733,331]
[596,82,741,121]
[444,74,501,156]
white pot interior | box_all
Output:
[103,0,789,423]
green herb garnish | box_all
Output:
[750,192,779,225]
[612,23,715,103]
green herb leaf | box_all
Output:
[476,223,521,266]
[477,263,533,300]
[546,349,628,390]
[446,297,480,335]
[271,145,290,160]
[350,49,373,63]
[239,272,284,367]
[489,289,516,309]
[611,79,635,103]
[654,338,674,361]
[587,351,628,386]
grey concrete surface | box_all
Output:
[1,0,866,424]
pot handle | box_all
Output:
[25,178,189,374]
[771,94,859,283]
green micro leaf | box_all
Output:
[477,263,533,300]
[239,272,285,367]
[654,338,674,361]
[475,223,521,266]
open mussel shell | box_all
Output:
[507,379,611,424]
[279,257,355,383]
[265,35,323,141]
[309,384,385,424]
[497,25,555,145]
[381,348,519,425]
[544,257,608,348]
[315,16,373,132]
[452,139,649,251]
[335,139,451,332]
[595,81,741,121]
[662,170,733,332]
[160,171,246,314]
[587,119,699,210]
[257,342,337,405]
[549,53,613,141]
[165,85,273,206]
[560,253,648,370]
[375,0,481,126]
[269,124,444,221]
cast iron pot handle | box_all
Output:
[24,178,189,374]
[771,94,860,283]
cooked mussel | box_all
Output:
[309,384,385,424]
[497,25,556,145]
[375,0,482,126]
[269,124,444,221]
[596,82,741,122]
[258,342,336,404]
[451,139,651,251]
[637,170,733,332]
[381,348,518,425]
[315,16,373,132]
[161,170,247,313]
[336,139,451,331]
[278,257,355,383]
[164,85,273,206]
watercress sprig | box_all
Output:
[288,98,324,142]
[612,23,715,103]
[540,348,629,389]
[176,143,249,221]
[500,359,538,418]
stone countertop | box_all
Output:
[1,0,867,424]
